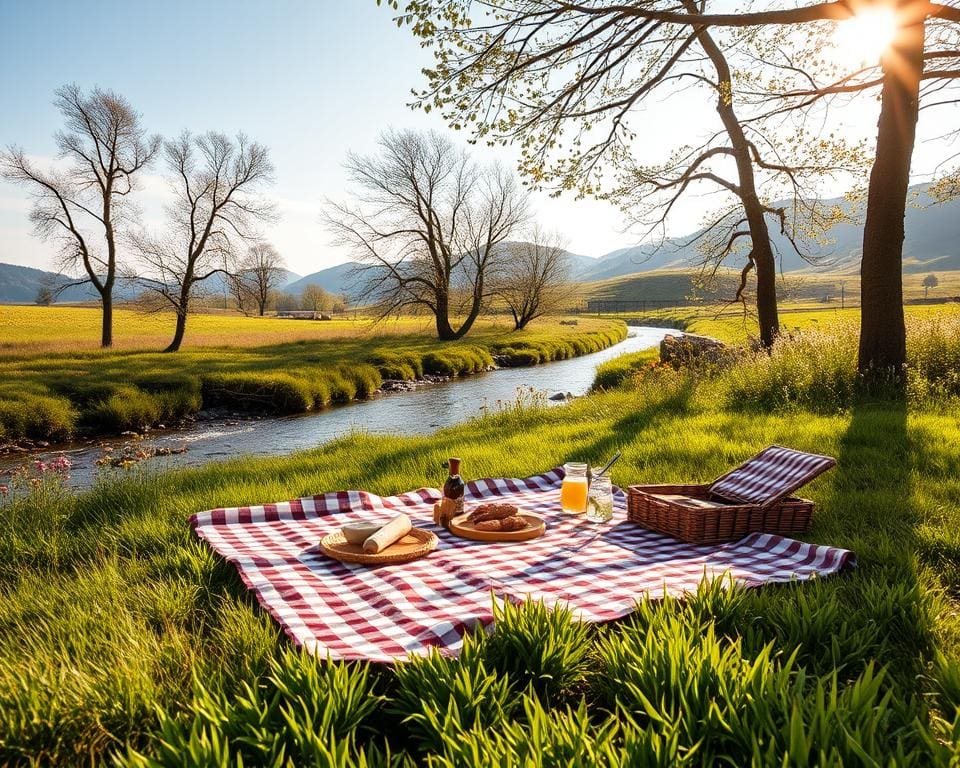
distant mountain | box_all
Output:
[198,268,302,297]
[284,262,364,300]
[0,263,143,303]
[575,182,960,282]
[284,245,599,301]
[0,264,302,305]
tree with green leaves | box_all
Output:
[385,0,960,376]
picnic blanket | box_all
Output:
[190,469,855,663]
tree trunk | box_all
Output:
[166,295,190,353]
[435,291,457,340]
[858,10,923,378]
[687,7,780,346]
[746,211,780,348]
[101,293,114,348]
[451,293,483,339]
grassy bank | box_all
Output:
[0,315,626,443]
[0,319,958,764]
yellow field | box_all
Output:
[0,306,523,355]
[688,302,960,343]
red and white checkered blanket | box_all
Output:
[191,469,855,662]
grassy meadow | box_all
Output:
[0,306,447,354]
[0,313,959,764]
[0,307,626,443]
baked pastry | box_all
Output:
[474,515,528,532]
[468,502,519,524]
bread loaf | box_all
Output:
[362,513,412,553]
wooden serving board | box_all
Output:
[448,512,546,543]
[319,527,438,565]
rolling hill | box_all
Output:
[2,182,957,304]
[580,182,960,280]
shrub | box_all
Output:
[592,350,658,391]
[422,352,456,376]
[340,364,382,399]
[421,349,490,376]
[497,347,541,366]
[720,326,859,412]
[310,378,332,408]
[369,353,418,381]
[201,373,313,414]
[0,394,77,441]
[155,387,203,423]
[85,385,162,433]
[326,371,357,402]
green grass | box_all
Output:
[0,317,626,442]
[0,317,959,764]
[591,349,660,391]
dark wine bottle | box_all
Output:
[443,457,465,517]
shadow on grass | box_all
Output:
[575,377,698,470]
[808,400,932,684]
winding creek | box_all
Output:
[3,326,674,489]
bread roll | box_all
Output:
[474,515,528,532]
[468,502,518,523]
[362,513,412,553]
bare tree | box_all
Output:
[324,129,529,340]
[229,242,286,316]
[35,278,55,307]
[496,227,571,330]
[392,0,960,376]
[131,132,275,352]
[300,283,332,313]
[1,85,160,347]
[390,3,863,348]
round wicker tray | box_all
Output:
[448,512,546,542]
[319,527,439,565]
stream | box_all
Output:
[3,326,674,489]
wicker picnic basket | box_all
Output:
[626,484,815,545]
[626,445,835,545]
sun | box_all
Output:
[833,7,899,68]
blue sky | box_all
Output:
[2,1,949,277]
[0,0,644,275]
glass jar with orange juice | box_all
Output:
[560,462,589,514]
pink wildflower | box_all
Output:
[50,455,72,474]
[0,484,8,497]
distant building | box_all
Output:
[585,298,691,313]
[276,310,332,320]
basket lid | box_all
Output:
[708,445,836,507]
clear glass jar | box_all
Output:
[586,475,614,523]
[560,462,589,514]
